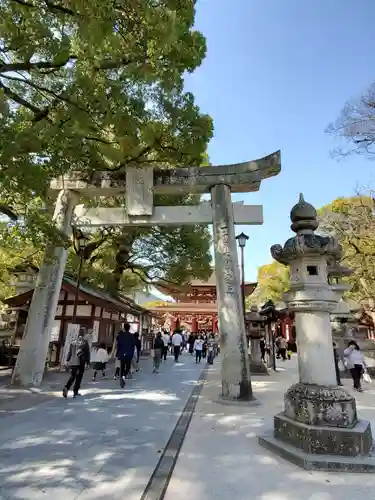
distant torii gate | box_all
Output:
[12,152,281,400]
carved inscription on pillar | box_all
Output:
[217,225,237,297]
[126,166,154,216]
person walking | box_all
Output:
[162,331,170,360]
[194,335,204,363]
[152,332,164,373]
[202,337,207,359]
[278,336,287,361]
[132,332,142,372]
[116,323,136,388]
[260,337,266,363]
[63,327,91,398]
[171,329,183,362]
[92,343,109,381]
[188,333,195,355]
[344,340,366,392]
[207,334,216,365]
[332,341,343,386]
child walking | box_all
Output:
[92,343,109,381]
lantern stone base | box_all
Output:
[259,426,375,472]
[249,357,269,375]
[273,413,372,456]
[259,382,374,472]
[284,383,357,428]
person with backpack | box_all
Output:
[63,327,91,399]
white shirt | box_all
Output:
[163,333,170,346]
[278,337,287,349]
[194,339,204,351]
[94,348,109,363]
[172,333,183,346]
[344,347,365,368]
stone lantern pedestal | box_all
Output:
[259,194,374,472]
[245,306,269,375]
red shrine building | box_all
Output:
[149,273,257,333]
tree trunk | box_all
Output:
[111,231,137,294]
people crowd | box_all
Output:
[62,325,220,398]
[62,323,372,399]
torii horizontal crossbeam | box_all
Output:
[73,203,264,227]
[49,150,281,197]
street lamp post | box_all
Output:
[72,228,89,324]
[235,232,249,317]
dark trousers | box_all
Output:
[163,346,168,360]
[120,358,132,378]
[279,348,286,361]
[334,361,342,385]
[350,364,363,389]
[174,345,181,361]
[93,369,105,379]
[66,364,85,395]
[195,350,202,363]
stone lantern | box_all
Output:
[259,194,374,471]
[245,306,268,374]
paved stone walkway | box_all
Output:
[164,356,375,500]
[0,353,204,500]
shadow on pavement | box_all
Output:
[0,356,203,500]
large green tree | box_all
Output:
[246,260,290,308]
[0,0,214,293]
[318,195,375,320]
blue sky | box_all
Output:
[184,0,375,282]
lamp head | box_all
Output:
[236,232,249,248]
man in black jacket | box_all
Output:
[63,327,91,399]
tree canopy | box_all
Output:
[246,260,290,307]
[318,195,375,310]
[326,82,375,160]
[0,0,214,296]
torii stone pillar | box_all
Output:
[12,190,78,386]
[211,184,252,399]
[15,152,281,393]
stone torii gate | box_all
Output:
[12,151,281,400]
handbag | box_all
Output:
[363,371,372,384]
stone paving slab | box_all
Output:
[164,357,375,500]
[0,353,204,500]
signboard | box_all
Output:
[50,320,61,342]
[92,320,100,343]
[60,323,79,368]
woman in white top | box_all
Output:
[194,335,204,364]
[92,343,110,381]
[343,340,366,392]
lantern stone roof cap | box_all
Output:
[270,194,341,265]
[290,193,319,233]
[245,305,267,322]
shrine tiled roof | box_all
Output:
[5,275,151,316]
[188,272,216,287]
